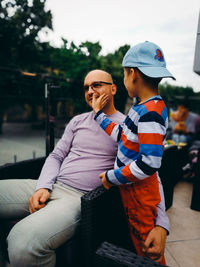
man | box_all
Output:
[170,101,198,144]
[0,70,168,267]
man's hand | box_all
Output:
[142,226,167,263]
[99,171,113,190]
[92,93,109,114]
[29,188,50,214]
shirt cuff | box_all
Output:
[94,110,103,120]
[105,171,115,185]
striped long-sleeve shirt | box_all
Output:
[94,95,168,185]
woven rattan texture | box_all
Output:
[95,241,167,267]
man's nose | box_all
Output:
[88,86,95,94]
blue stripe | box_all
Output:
[133,104,148,117]
[116,157,125,167]
[114,168,129,184]
[124,116,137,133]
[139,111,165,126]
[161,106,168,122]
[100,117,111,130]
[119,140,139,159]
[136,158,158,176]
[140,144,163,157]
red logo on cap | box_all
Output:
[155,49,164,62]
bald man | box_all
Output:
[0,70,168,266]
[0,70,125,267]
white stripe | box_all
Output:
[142,155,162,169]
[114,160,118,169]
[110,124,119,140]
[117,148,133,165]
[123,123,138,143]
[128,107,140,123]
[107,170,121,185]
[138,121,166,134]
[129,161,149,180]
[95,112,105,125]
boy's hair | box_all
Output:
[125,67,162,88]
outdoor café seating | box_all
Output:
[0,144,194,267]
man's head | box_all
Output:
[84,70,117,112]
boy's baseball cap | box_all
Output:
[122,41,175,80]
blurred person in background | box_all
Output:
[170,100,198,144]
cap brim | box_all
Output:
[138,66,176,80]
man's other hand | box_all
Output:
[29,188,50,214]
[99,171,113,190]
[142,226,167,263]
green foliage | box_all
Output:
[159,82,200,113]
[159,82,195,99]
[0,0,52,70]
[0,0,198,119]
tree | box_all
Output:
[0,0,53,124]
[0,0,52,70]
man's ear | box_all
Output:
[111,84,117,96]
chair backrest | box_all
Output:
[0,157,46,180]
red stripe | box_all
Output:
[105,122,116,135]
[144,100,165,116]
[121,131,139,152]
[138,133,164,145]
[122,164,138,182]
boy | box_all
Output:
[92,41,175,265]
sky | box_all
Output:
[43,0,200,92]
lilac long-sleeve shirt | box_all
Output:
[36,110,169,232]
[36,111,125,192]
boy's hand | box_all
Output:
[92,93,109,114]
[142,226,167,263]
[99,171,113,190]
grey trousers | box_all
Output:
[0,179,84,267]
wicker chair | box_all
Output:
[81,185,166,267]
[0,145,181,266]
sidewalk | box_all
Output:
[0,123,46,165]
[165,181,200,267]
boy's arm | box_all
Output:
[102,111,166,185]
[36,117,76,191]
[155,178,170,233]
[94,110,123,142]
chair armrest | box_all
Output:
[81,185,108,267]
[94,242,167,267]
[0,157,46,180]
[81,186,133,267]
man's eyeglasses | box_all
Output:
[84,81,112,92]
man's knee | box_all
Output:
[7,222,52,265]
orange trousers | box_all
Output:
[119,175,166,265]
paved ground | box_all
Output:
[165,181,200,267]
[0,122,57,165]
